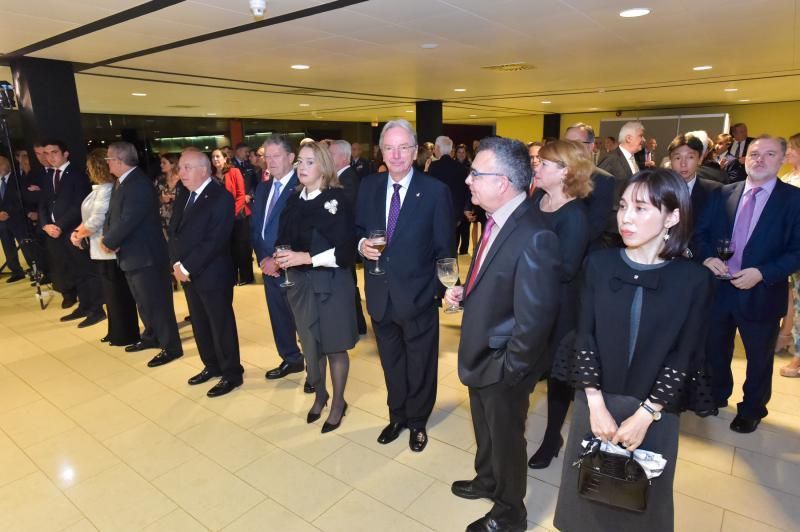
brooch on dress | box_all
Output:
[324,199,338,214]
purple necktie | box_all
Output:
[386,183,401,243]
[727,187,762,274]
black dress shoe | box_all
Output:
[466,514,527,532]
[6,273,25,283]
[207,378,241,397]
[100,335,111,343]
[528,435,564,469]
[265,361,304,380]
[409,428,428,452]
[61,296,77,309]
[146,350,182,368]
[321,403,347,433]
[125,340,159,353]
[377,422,407,444]
[77,311,106,328]
[730,414,761,434]
[188,368,221,385]
[60,308,87,322]
[451,480,493,500]
[304,381,315,394]
[236,280,253,286]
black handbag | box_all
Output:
[575,438,650,513]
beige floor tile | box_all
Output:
[331,405,408,459]
[237,447,351,521]
[732,447,800,497]
[66,394,148,440]
[314,489,431,532]
[141,509,207,532]
[153,456,265,530]
[721,510,784,532]
[131,388,216,434]
[395,440,477,484]
[318,441,435,511]
[0,431,38,488]
[340,377,391,419]
[200,390,283,429]
[0,334,45,363]
[674,492,724,532]
[35,371,107,410]
[0,374,42,414]
[428,408,476,450]
[65,463,175,531]
[61,519,99,532]
[252,409,349,465]
[523,476,559,530]
[103,421,202,480]
[677,432,735,475]
[62,349,132,381]
[97,372,171,405]
[25,426,121,489]
[405,480,493,532]
[0,472,83,532]
[178,416,274,472]
[222,499,317,532]
[0,398,76,447]
[6,354,71,385]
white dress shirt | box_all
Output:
[357,168,414,255]
[686,175,697,195]
[174,177,213,277]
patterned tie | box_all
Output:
[0,176,6,200]
[262,181,282,239]
[53,169,62,192]
[465,216,496,296]
[727,187,762,274]
[386,183,402,243]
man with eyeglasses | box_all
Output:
[355,119,455,452]
[102,141,183,367]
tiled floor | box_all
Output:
[0,261,798,532]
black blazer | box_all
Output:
[38,162,91,233]
[168,180,235,290]
[695,179,800,320]
[355,169,455,322]
[690,177,721,223]
[338,166,361,210]
[428,155,469,221]
[726,137,754,183]
[0,173,28,235]
[583,168,615,243]
[458,199,561,388]
[103,167,168,272]
[598,147,636,218]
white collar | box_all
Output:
[300,187,322,200]
[190,177,213,196]
[387,168,414,189]
[117,166,136,183]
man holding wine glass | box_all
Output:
[355,119,455,452]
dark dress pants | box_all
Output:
[457,216,470,254]
[97,259,140,345]
[262,273,303,365]
[125,264,182,355]
[351,265,367,333]
[232,217,254,284]
[371,300,439,429]
[469,376,532,524]
[706,282,780,419]
[0,222,23,274]
[45,232,76,298]
[66,242,103,314]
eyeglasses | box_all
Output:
[177,164,201,171]
[469,168,505,179]
[381,144,417,155]
[103,157,119,162]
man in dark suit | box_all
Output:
[598,121,645,247]
[356,120,455,452]
[350,142,371,180]
[429,136,470,257]
[102,141,182,367]
[232,142,258,203]
[250,135,307,387]
[696,135,800,433]
[725,123,754,183]
[446,137,560,532]
[0,156,27,283]
[169,148,243,397]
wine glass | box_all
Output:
[437,258,462,313]
[716,238,735,280]
[275,244,295,287]
[368,230,387,276]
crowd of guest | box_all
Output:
[2,117,799,532]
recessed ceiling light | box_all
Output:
[405,110,414,113]
[693,65,713,71]
[420,43,439,49]
[541,100,552,104]
[589,107,599,111]
[453,88,467,92]
[469,114,478,118]
[724,88,739,92]
[291,64,310,70]
[131,92,147,96]
[299,103,310,107]
[206,113,217,116]
[619,8,650,18]
[738,99,751,102]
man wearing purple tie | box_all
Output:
[696,135,800,433]
[355,120,455,452]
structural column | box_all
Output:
[415,100,443,145]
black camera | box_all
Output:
[0,81,17,110]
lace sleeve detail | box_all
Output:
[648,366,689,411]
[551,331,601,389]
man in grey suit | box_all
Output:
[445,137,560,532]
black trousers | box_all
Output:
[469,378,532,523]
[97,260,140,345]
[456,216,470,254]
[66,242,103,314]
[125,264,182,355]
[351,265,367,333]
[0,222,23,274]
[232,217,254,283]
[45,232,76,297]
[371,300,439,429]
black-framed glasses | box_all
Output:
[469,168,505,179]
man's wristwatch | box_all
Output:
[639,401,662,421]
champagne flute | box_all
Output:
[368,230,387,276]
[437,258,461,313]
[275,244,295,287]
[716,238,735,280]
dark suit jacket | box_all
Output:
[598,147,636,207]
[250,172,299,263]
[0,173,29,236]
[695,178,800,320]
[103,167,168,272]
[583,168,615,243]
[351,157,370,180]
[20,169,45,215]
[726,137,754,183]
[458,198,561,388]
[232,158,259,198]
[38,162,91,233]
[338,166,361,210]
[428,155,469,222]
[355,169,455,322]
[690,176,721,224]
[168,180,235,291]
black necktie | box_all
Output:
[185,191,197,211]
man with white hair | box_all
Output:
[429,135,469,255]
[598,121,645,246]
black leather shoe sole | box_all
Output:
[60,310,87,322]
[147,351,182,368]
[6,274,26,283]
[409,429,428,452]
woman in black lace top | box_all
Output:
[552,169,713,532]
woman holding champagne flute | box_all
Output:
[274,141,358,433]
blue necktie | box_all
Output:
[262,181,282,239]
[185,191,197,210]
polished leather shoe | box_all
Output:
[61,296,77,309]
[730,414,760,434]
[265,361,304,380]
[207,378,240,397]
[60,308,87,322]
[451,480,493,500]
[321,403,347,433]
[78,311,106,328]
[236,280,253,286]
[304,381,315,394]
[100,335,111,343]
[146,350,182,368]
[528,435,564,469]
[409,428,428,452]
[188,369,221,386]
[466,514,527,532]
[377,422,406,444]
[125,340,159,353]
[6,273,25,283]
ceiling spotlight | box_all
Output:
[299,103,310,107]
[724,88,739,92]
[206,113,217,116]
[453,88,466,92]
[291,64,310,70]
[541,100,552,104]
[131,92,147,96]
[249,0,267,20]
[405,110,414,113]
[619,8,651,18]
[469,114,478,117]
[589,107,599,111]
[420,43,439,49]
[738,99,751,102]
[693,65,713,71]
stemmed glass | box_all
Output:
[275,244,295,287]
[716,238,735,280]
[368,230,387,276]
[437,258,462,313]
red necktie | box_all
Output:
[465,216,495,296]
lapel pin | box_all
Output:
[416,192,421,197]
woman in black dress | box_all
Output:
[552,169,713,531]
[274,141,358,433]
[528,140,592,469]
